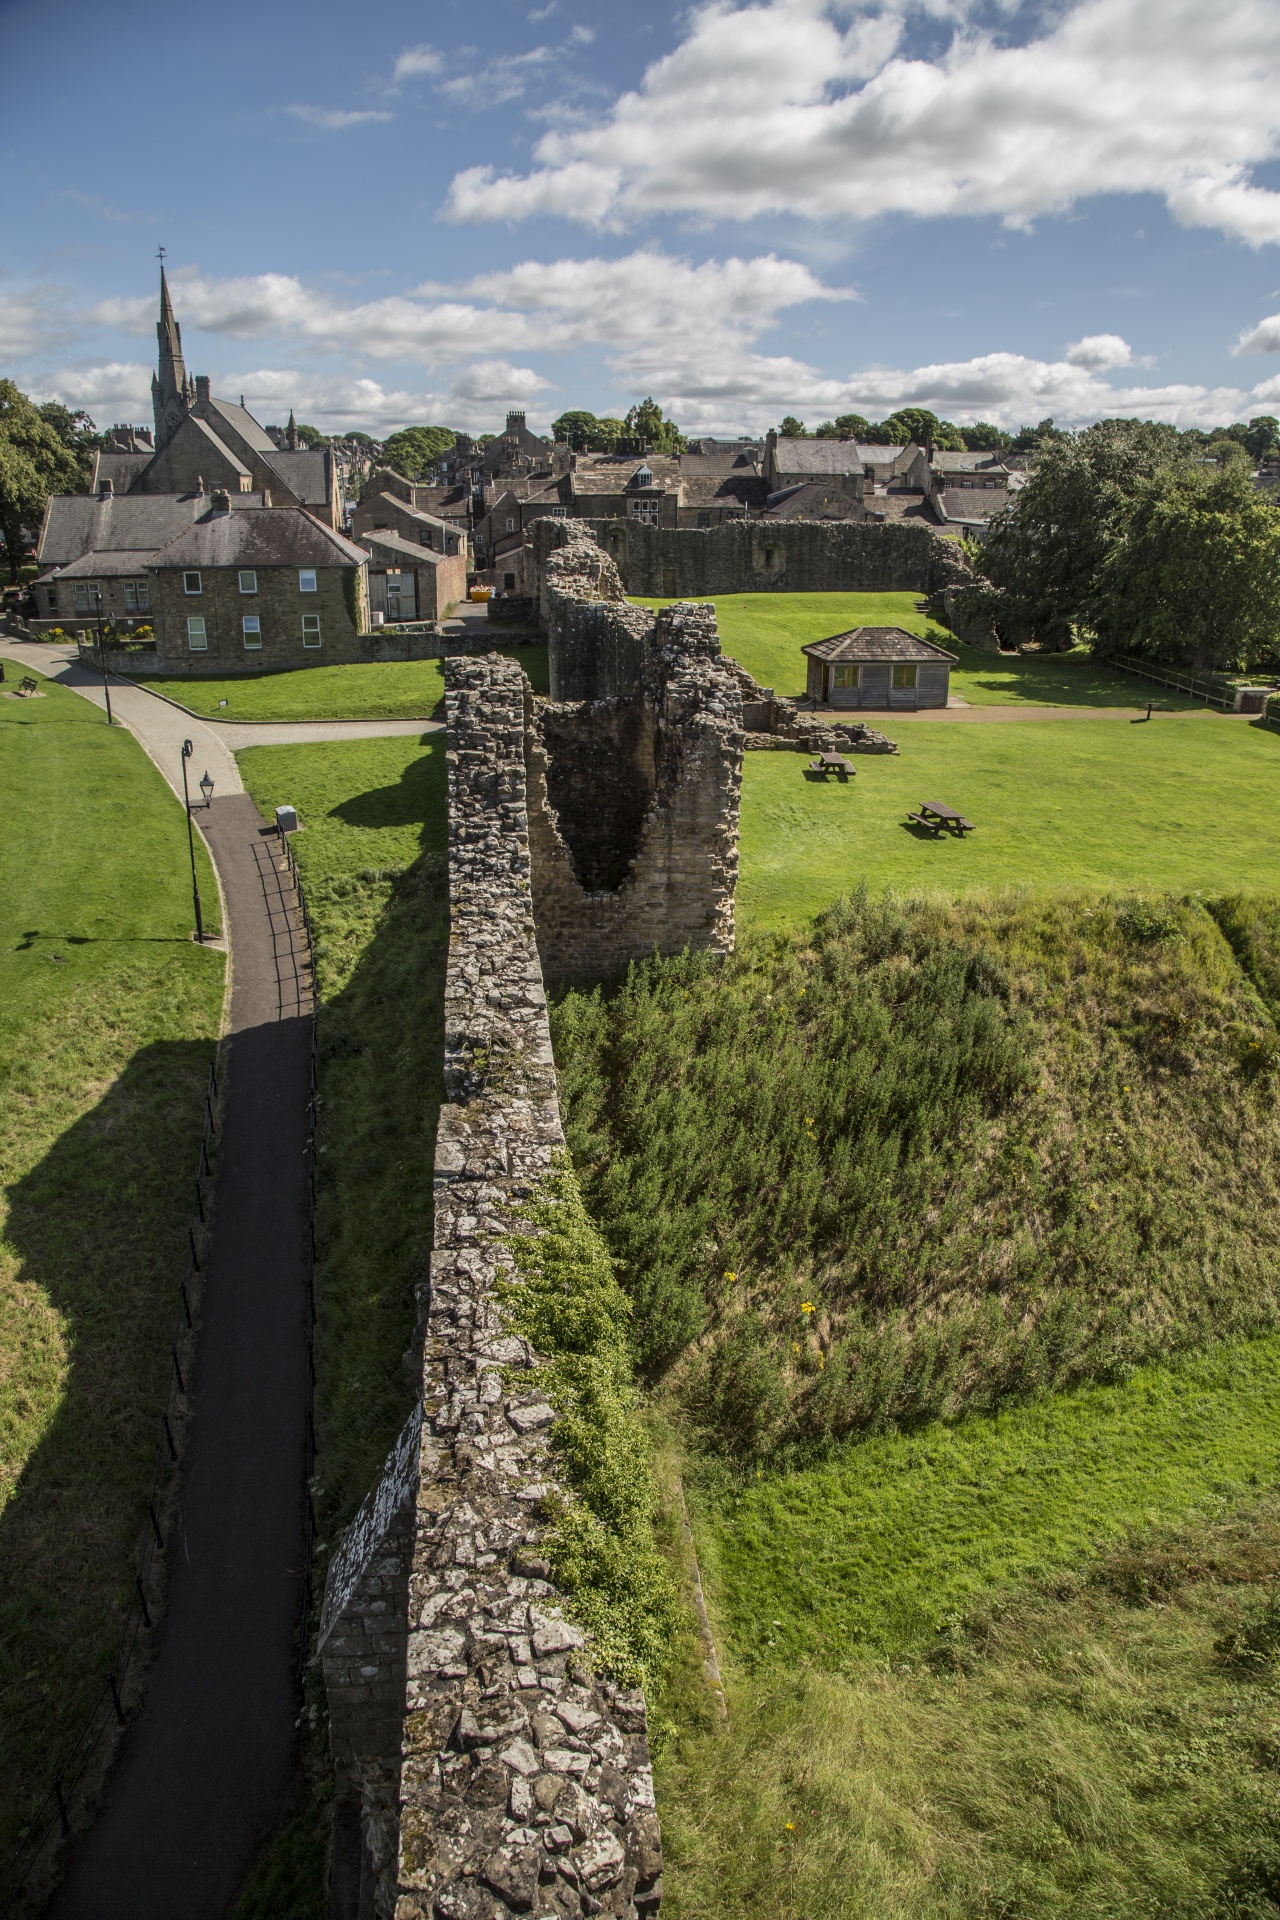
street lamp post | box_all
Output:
[89,584,114,726]
[180,739,206,944]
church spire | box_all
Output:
[286,408,298,451]
[152,259,193,447]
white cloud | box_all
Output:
[443,0,1280,247]
[1065,333,1133,370]
[437,46,557,107]
[286,104,392,129]
[1234,312,1280,355]
[392,43,443,82]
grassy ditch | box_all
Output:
[0,680,224,1858]
[553,885,1280,1462]
[659,1489,1280,1919]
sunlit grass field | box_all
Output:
[0,680,223,1856]
[139,644,548,721]
[737,711,1280,928]
[632,590,1195,708]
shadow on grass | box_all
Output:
[0,1038,214,1865]
[329,742,441,833]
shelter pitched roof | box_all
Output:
[150,507,366,570]
[800,626,957,664]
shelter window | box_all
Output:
[832,664,856,688]
[184,571,202,595]
[239,570,258,594]
[242,615,262,650]
[302,615,322,648]
[187,616,207,651]
[892,664,917,688]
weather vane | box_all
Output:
[156,245,167,263]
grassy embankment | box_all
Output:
[0,681,223,1859]
[632,589,1198,708]
[139,645,548,721]
[553,889,1280,1914]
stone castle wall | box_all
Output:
[319,655,663,1920]
[530,512,973,609]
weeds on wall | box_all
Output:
[502,1160,676,1690]
[553,885,1280,1463]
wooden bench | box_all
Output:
[908,801,974,836]
[808,752,855,782]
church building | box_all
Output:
[90,269,341,528]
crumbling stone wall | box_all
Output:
[530,513,973,612]
[320,655,662,1920]
[526,598,743,983]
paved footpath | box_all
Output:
[4,640,321,1917]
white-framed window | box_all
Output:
[242,615,262,650]
[239,570,258,594]
[74,584,91,613]
[301,614,321,648]
[298,568,317,593]
[184,570,202,594]
[629,499,659,524]
[506,517,515,533]
[187,616,208,651]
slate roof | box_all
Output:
[91,451,154,493]
[38,493,210,568]
[264,448,330,505]
[679,451,760,475]
[202,397,278,454]
[681,474,769,507]
[358,499,457,539]
[771,438,915,475]
[801,626,957,664]
[930,451,1011,472]
[762,482,866,520]
[150,507,367,570]
[358,529,452,568]
[38,548,160,580]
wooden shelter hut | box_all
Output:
[801,626,957,710]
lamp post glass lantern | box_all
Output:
[199,770,214,807]
[180,739,206,943]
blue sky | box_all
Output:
[4,0,1280,437]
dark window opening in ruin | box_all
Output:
[764,545,780,570]
[538,702,655,893]
[503,573,516,590]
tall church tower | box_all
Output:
[151,266,194,447]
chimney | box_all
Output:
[211,489,231,513]
[98,477,113,499]
[195,375,211,403]
[262,489,272,508]
[196,474,205,494]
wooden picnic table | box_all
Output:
[808,751,855,781]
[907,800,975,836]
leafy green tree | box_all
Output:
[959,422,1013,452]
[976,418,1193,650]
[1244,417,1280,462]
[593,417,626,448]
[293,421,328,450]
[379,424,456,480]
[625,397,684,452]
[1011,417,1067,453]
[834,413,871,440]
[342,430,378,448]
[0,380,83,581]
[777,416,809,438]
[1093,463,1280,671]
[553,409,600,446]
[35,402,104,486]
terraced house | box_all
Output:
[145,496,369,673]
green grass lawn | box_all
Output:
[738,712,1280,929]
[0,681,224,1856]
[633,591,1197,709]
[696,1334,1280,1671]
[139,645,548,721]
[235,734,447,1538]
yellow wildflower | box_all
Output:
[801,1302,815,1314]
[723,1270,737,1282]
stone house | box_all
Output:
[32,485,258,631]
[146,497,369,673]
[350,470,469,553]
[358,528,466,623]
[763,431,919,493]
[801,626,957,709]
